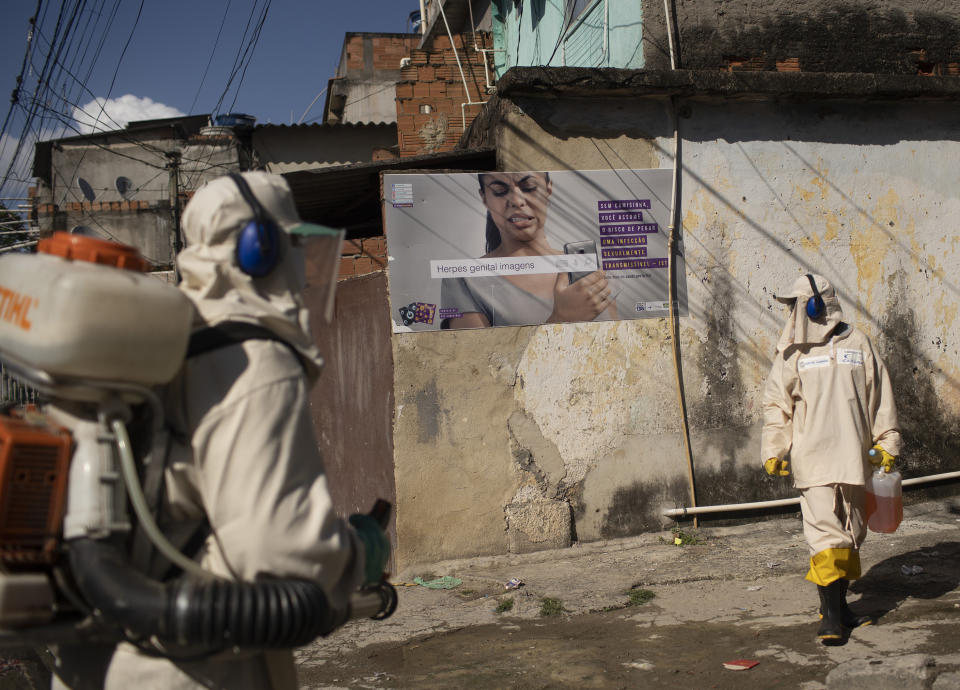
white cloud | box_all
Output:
[73,95,185,134]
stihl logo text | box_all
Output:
[0,285,36,331]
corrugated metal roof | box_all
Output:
[255,122,394,130]
[283,147,496,238]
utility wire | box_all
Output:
[1,0,269,210]
[84,0,144,134]
[226,0,271,113]
[181,0,270,189]
[185,0,273,189]
[189,0,233,115]
[0,0,44,153]
[211,0,272,117]
[0,0,71,193]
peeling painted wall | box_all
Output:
[389,93,960,569]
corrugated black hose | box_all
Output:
[68,538,350,650]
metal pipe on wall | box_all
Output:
[663,470,960,519]
[436,0,486,130]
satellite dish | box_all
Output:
[70,226,95,236]
[116,176,133,200]
[77,178,95,202]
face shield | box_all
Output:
[289,223,344,324]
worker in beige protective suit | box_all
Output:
[761,274,901,645]
[51,172,388,689]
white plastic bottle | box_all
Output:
[865,450,903,533]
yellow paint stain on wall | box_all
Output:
[811,165,830,201]
[794,185,816,202]
[824,212,840,242]
[935,293,958,331]
[934,360,960,418]
[849,189,902,307]
[800,233,821,251]
[682,207,704,232]
[682,187,715,233]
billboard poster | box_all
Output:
[383,169,688,332]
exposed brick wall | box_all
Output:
[343,35,366,73]
[36,200,152,217]
[395,32,493,158]
[373,36,419,72]
[341,34,421,78]
[338,235,388,280]
[680,7,960,76]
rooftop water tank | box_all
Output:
[213,113,256,129]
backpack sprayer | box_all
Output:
[0,233,396,654]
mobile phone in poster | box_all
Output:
[563,240,598,283]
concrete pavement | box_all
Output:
[300,497,960,688]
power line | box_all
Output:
[211,0,270,117]
[0,0,72,193]
[226,0,271,114]
[0,1,44,152]
[1,0,273,214]
[189,0,232,115]
[82,0,143,135]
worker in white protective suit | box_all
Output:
[761,273,901,646]
[51,171,389,689]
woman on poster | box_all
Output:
[441,171,617,328]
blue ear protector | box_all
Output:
[229,173,281,277]
[805,273,825,319]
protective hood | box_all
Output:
[177,171,325,382]
[774,274,844,352]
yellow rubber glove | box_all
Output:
[869,445,896,473]
[764,457,790,476]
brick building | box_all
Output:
[395,31,494,157]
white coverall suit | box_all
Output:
[761,274,901,586]
[52,173,364,690]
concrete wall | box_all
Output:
[35,130,241,268]
[388,91,960,569]
[642,1,960,74]
[491,1,960,76]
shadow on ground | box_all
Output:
[851,541,960,621]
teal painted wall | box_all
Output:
[491,0,643,77]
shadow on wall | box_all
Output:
[877,270,960,480]
[682,6,960,75]
[689,246,751,466]
[597,457,799,538]
[599,474,691,539]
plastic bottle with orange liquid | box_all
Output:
[865,449,903,533]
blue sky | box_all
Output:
[0,0,422,200]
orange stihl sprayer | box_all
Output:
[0,233,395,652]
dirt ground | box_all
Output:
[298,571,960,690]
[299,599,959,689]
[296,501,960,689]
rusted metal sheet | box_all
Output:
[304,270,397,542]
